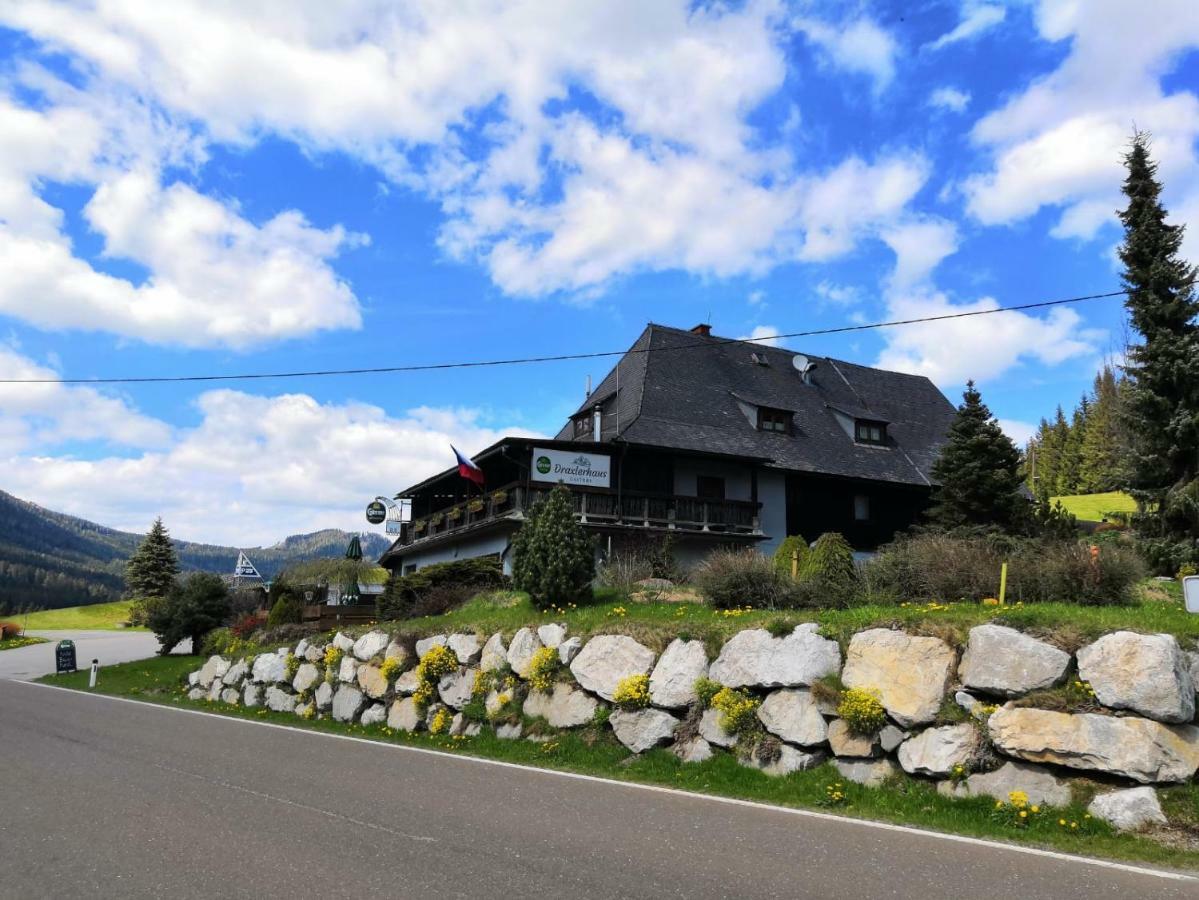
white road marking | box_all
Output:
[21,680,1197,884]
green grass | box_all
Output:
[1052,491,1137,523]
[13,600,143,631]
[39,655,1199,871]
[0,635,47,651]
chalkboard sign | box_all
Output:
[55,639,77,674]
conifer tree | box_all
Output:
[1059,397,1089,494]
[929,381,1026,531]
[1118,132,1199,545]
[1078,366,1129,492]
[125,517,180,599]
[512,485,595,606]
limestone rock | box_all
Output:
[338,655,359,683]
[1077,632,1194,724]
[1088,787,1167,832]
[959,624,1070,698]
[438,667,478,709]
[989,706,1199,784]
[384,641,407,663]
[294,701,313,719]
[537,623,567,649]
[507,627,544,678]
[757,689,828,747]
[480,633,508,671]
[353,630,390,662]
[828,719,879,758]
[609,708,679,753]
[357,663,389,700]
[251,652,288,684]
[742,744,826,776]
[332,632,355,653]
[220,688,240,705]
[448,633,482,665]
[188,670,200,687]
[387,698,422,732]
[708,624,840,689]
[842,629,954,728]
[198,655,230,688]
[425,703,449,730]
[415,634,448,657]
[675,737,714,764]
[207,680,222,702]
[522,682,598,728]
[450,714,482,737]
[187,687,205,701]
[955,691,978,713]
[569,635,656,701]
[879,724,908,754]
[1187,650,1199,695]
[496,722,523,739]
[314,681,333,711]
[395,669,420,695]
[649,639,708,709]
[558,637,583,665]
[947,761,1072,807]
[833,757,898,787]
[698,708,738,748]
[303,642,325,664]
[484,689,506,717]
[292,663,320,694]
[223,659,249,687]
[897,724,978,777]
[265,686,296,713]
[332,685,366,722]
[295,639,310,659]
[360,703,387,727]
[243,683,262,707]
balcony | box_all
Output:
[398,481,762,548]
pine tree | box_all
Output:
[147,572,231,655]
[1118,132,1199,544]
[1078,366,1130,492]
[125,517,180,599]
[929,381,1027,531]
[512,485,595,607]
[1058,397,1089,494]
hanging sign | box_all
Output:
[531,447,611,488]
[365,500,387,524]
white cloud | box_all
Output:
[738,325,784,347]
[814,281,860,307]
[0,390,533,545]
[999,418,1037,446]
[795,15,898,92]
[880,219,959,289]
[926,2,1006,51]
[929,86,971,112]
[747,290,766,307]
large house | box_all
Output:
[380,323,956,576]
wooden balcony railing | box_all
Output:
[399,481,761,548]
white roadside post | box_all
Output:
[89,658,99,688]
[1184,576,1199,614]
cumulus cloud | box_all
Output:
[738,326,784,347]
[999,419,1037,446]
[929,87,971,112]
[794,15,898,92]
[926,2,1006,51]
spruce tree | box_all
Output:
[1059,397,1088,494]
[1118,132,1199,545]
[512,485,595,607]
[147,572,231,655]
[1078,366,1130,492]
[929,381,1026,531]
[125,517,180,599]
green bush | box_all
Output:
[377,556,504,620]
[512,485,596,607]
[266,585,303,626]
[772,535,809,579]
[795,532,858,607]
[694,548,796,610]
[146,572,231,655]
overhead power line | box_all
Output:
[0,285,1140,386]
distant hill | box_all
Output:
[0,489,391,612]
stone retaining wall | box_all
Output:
[188,621,1199,834]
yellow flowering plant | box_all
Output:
[613,674,651,709]
[526,646,560,691]
[428,707,451,735]
[711,687,761,736]
[416,644,459,683]
[284,653,300,681]
[991,790,1044,829]
[837,688,886,735]
[379,656,404,682]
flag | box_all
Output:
[452,445,485,486]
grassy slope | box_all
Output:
[40,655,1199,871]
[0,635,47,651]
[1052,491,1137,522]
[14,599,142,631]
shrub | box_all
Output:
[428,707,451,735]
[837,688,886,735]
[795,532,858,607]
[694,676,722,707]
[266,591,303,627]
[377,557,504,620]
[379,656,404,682]
[772,535,809,579]
[526,646,559,691]
[146,572,231,655]
[416,644,459,683]
[694,549,795,610]
[512,485,596,607]
[284,652,300,681]
[230,612,262,639]
[612,674,651,709]
[711,687,761,735]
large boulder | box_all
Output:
[338,655,359,683]
[387,697,422,732]
[879,724,908,754]
[303,642,325,663]
[198,656,230,688]
[360,703,387,727]
[332,685,366,722]
[827,719,879,758]
[496,722,523,740]
[447,633,482,665]
[357,664,389,700]
[1077,632,1194,724]
[415,634,447,657]
[384,640,407,663]
[353,631,390,662]
[1088,787,1167,832]
[756,689,827,747]
[537,624,568,649]
[940,760,1072,807]
[437,667,478,709]
[609,708,679,753]
[251,652,288,684]
[675,737,714,764]
[522,682,598,728]
[833,757,898,788]
[708,624,840,689]
[989,706,1199,784]
[507,627,544,678]
[265,686,296,713]
[220,688,240,705]
[243,683,262,707]
[395,669,421,695]
[558,637,583,665]
[842,629,954,728]
[332,632,355,653]
[292,663,320,694]
[223,659,249,687]
[480,633,508,671]
[958,625,1071,697]
[741,744,826,777]
[314,681,333,711]
[207,680,223,702]
[186,686,204,701]
[649,639,708,709]
[698,708,738,748]
[897,724,978,777]
[569,635,656,701]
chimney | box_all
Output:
[592,405,602,442]
[690,323,712,337]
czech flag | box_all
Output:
[452,445,485,486]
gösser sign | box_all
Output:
[531,447,611,488]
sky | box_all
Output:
[0,0,1197,546]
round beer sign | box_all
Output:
[535,455,552,475]
[365,500,387,524]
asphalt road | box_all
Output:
[2,682,1195,900]
[0,631,185,680]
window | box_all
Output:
[696,476,725,500]
[573,414,593,438]
[854,494,870,521]
[854,420,886,445]
[757,407,791,433]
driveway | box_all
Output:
[0,630,188,680]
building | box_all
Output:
[380,323,956,576]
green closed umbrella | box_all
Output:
[342,535,363,603]
[345,535,363,561]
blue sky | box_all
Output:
[0,0,1197,545]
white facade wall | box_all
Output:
[671,458,753,501]
[397,531,514,575]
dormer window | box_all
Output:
[758,407,791,433]
[855,420,887,446]
[573,414,593,439]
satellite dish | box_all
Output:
[792,354,810,373]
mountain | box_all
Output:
[0,489,391,612]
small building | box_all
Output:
[380,323,956,576]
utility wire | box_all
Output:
[0,285,1143,385]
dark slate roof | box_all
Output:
[556,324,956,487]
